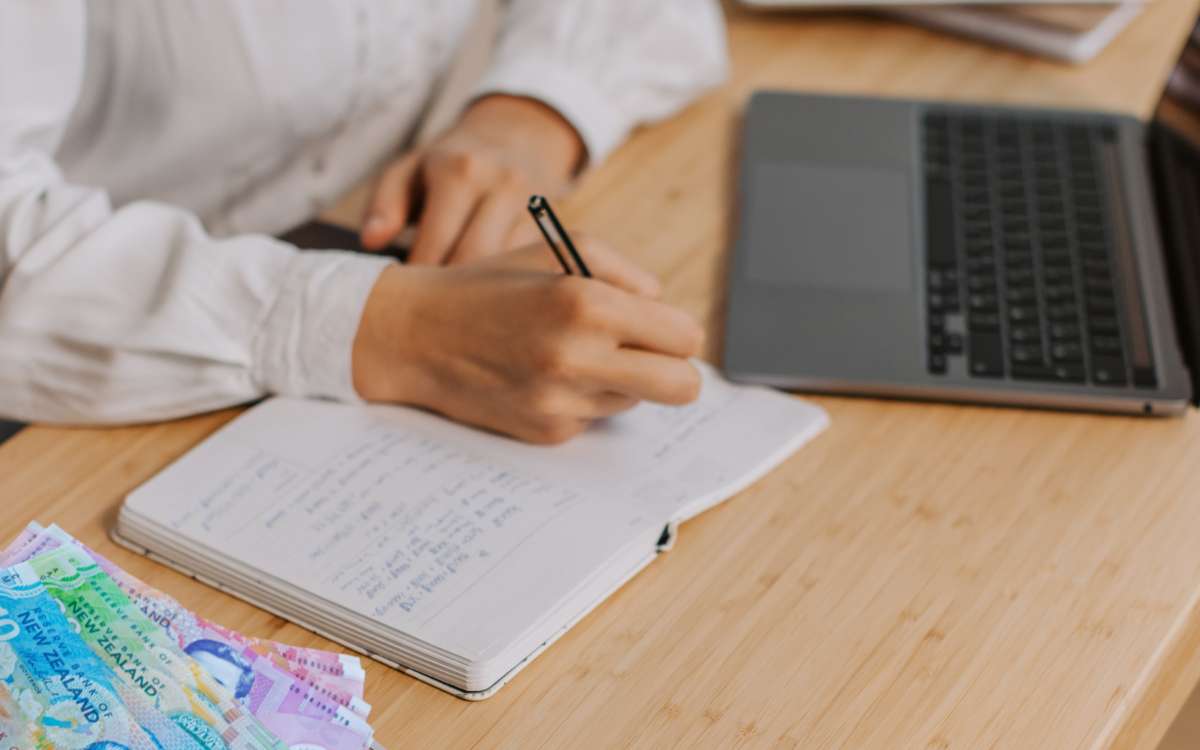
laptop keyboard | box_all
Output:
[922,110,1156,388]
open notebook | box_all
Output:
[114,364,827,699]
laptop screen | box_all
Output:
[1155,19,1200,150]
[1152,17,1200,402]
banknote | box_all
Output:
[269,644,366,681]
[0,521,50,567]
[0,564,173,750]
[89,552,370,716]
[23,525,372,721]
[2,524,369,712]
[2,523,382,749]
[17,547,290,750]
[29,543,376,749]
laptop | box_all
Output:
[722,19,1200,415]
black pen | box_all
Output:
[527,195,592,278]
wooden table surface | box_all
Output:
[5,4,1200,748]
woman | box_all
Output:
[0,1,727,443]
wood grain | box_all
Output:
[4,4,1200,748]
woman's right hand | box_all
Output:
[351,240,705,444]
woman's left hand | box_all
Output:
[360,95,585,265]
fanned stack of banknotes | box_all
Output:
[0,522,386,749]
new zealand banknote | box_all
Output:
[3,523,369,709]
[10,525,374,739]
[0,564,191,749]
[14,548,289,750]
[27,542,376,750]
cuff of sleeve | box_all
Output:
[473,58,629,166]
[253,251,393,403]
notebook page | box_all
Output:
[125,364,826,661]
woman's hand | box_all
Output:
[360,95,585,265]
[351,240,704,444]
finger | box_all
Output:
[361,153,421,250]
[409,173,486,265]
[519,417,590,446]
[449,191,525,265]
[588,351,703,406]
[505,219,543,251]
[424,387,589,445]
[598,292,705,358]
[571,237,662,298]
[542,390,640,420]
[585,392,640,418]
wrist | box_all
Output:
[459,94,585,182]
[351,264,442,407]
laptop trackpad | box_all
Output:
[745,162,912,291]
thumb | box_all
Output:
[361,153,421,250]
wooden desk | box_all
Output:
[4,4,1200,747]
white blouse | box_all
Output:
[0,0,727,424]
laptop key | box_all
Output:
[968,276,995,292]
[1010,325,1040,343]
[969,332,1005,377]
[1045,285,1075,302]
[1091,335,1122,355]
[1051,342,1083,361]
[969,293,998,311]
[1011,362,1086,383]
[925,179,956,266]
[1010,345,1044,365]
[1044,265,1074,283]
[1006,287,1037,305]
[1050,322,1081,340]
[970,312,1001,331]
[966,257,996,273]
[1092,358,1128,386]
[1048,304,1077,321]
[1008,306,1037,323]
[1051,363,1087,382]
[1007,267,1035,285]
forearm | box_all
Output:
[0,159,390,423]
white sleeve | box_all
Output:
[0,2,392,425]
[475,0,729,164]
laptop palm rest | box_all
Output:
[744,162,912,292]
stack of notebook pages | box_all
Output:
[113,363,829,699]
